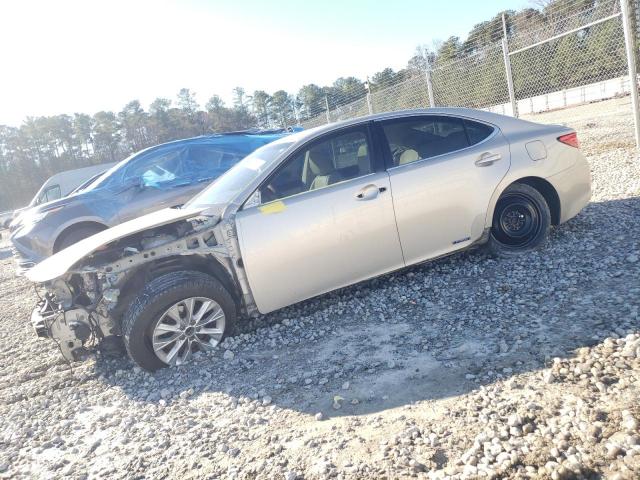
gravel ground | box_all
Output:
[0,97,639,479]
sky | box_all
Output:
[0,0,527,127]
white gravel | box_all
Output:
[0,98,639,479]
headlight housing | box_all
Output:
[18,205,65,228]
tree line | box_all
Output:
[0,0,628,211]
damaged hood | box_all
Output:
[26,206,208,283]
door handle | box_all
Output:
[355,184,382,200]
[475,152,502,167]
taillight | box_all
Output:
[558,132,579,148]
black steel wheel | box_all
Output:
[488,183,551,256]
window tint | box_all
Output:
[260,130,371,202]
[464,119,494,145]
[382,116,470,166]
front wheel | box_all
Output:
[122,271,237,371]
[487,183,551,256]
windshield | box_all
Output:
[187,139,295,208]
[81,134,288,193]
[82,152,139,191]
[69,171,107,194]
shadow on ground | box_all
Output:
[93,196,640,418]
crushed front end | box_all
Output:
[31,272,120,361]
[26,210,258,363]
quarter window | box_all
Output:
[260,130,372,202]
[464,119,494,145]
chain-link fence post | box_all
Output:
[621,0,640,148]
[501,13,518,117]
[501,38,518,117]
[364,79,373,115]
[425,62,436,108]
[324,95,331,124]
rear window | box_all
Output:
[463,120,494,145]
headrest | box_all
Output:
[308,144,334,176]
[399,149,420,165]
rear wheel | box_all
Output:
[488,183,551,256]
[122,271,236,371]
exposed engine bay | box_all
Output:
[30,213,254,361]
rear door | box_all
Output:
[378,115,510,265]
[235,126,405,314]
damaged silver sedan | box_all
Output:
[26,108,591,370]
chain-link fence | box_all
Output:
[298,0,640,147]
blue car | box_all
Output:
[11,129,293,269]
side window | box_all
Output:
[260,129,372,203]
[187,145,245,181]
[464,119,494,145]
[124,146,185,187]
[38,185,61,204]
[382,116,470,166]
[45,185,61,202]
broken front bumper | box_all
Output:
[31,296,59,337]
[31,296,92,361]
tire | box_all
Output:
[121,270,237,371]
[487,183,551,257]
[55,225,105,252]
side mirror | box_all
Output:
[123,176,145,191]
[243,190,262,209]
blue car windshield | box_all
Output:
[82,134,286,192]
[187,138,296,208]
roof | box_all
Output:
[292,107,545,146]
[122,129,292,161]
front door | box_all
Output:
[235,127,404,314]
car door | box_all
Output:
[235,126,405,314]
[379,115,510,265]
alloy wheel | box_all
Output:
[151,296,225,366]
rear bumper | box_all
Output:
[547,154,592,224]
